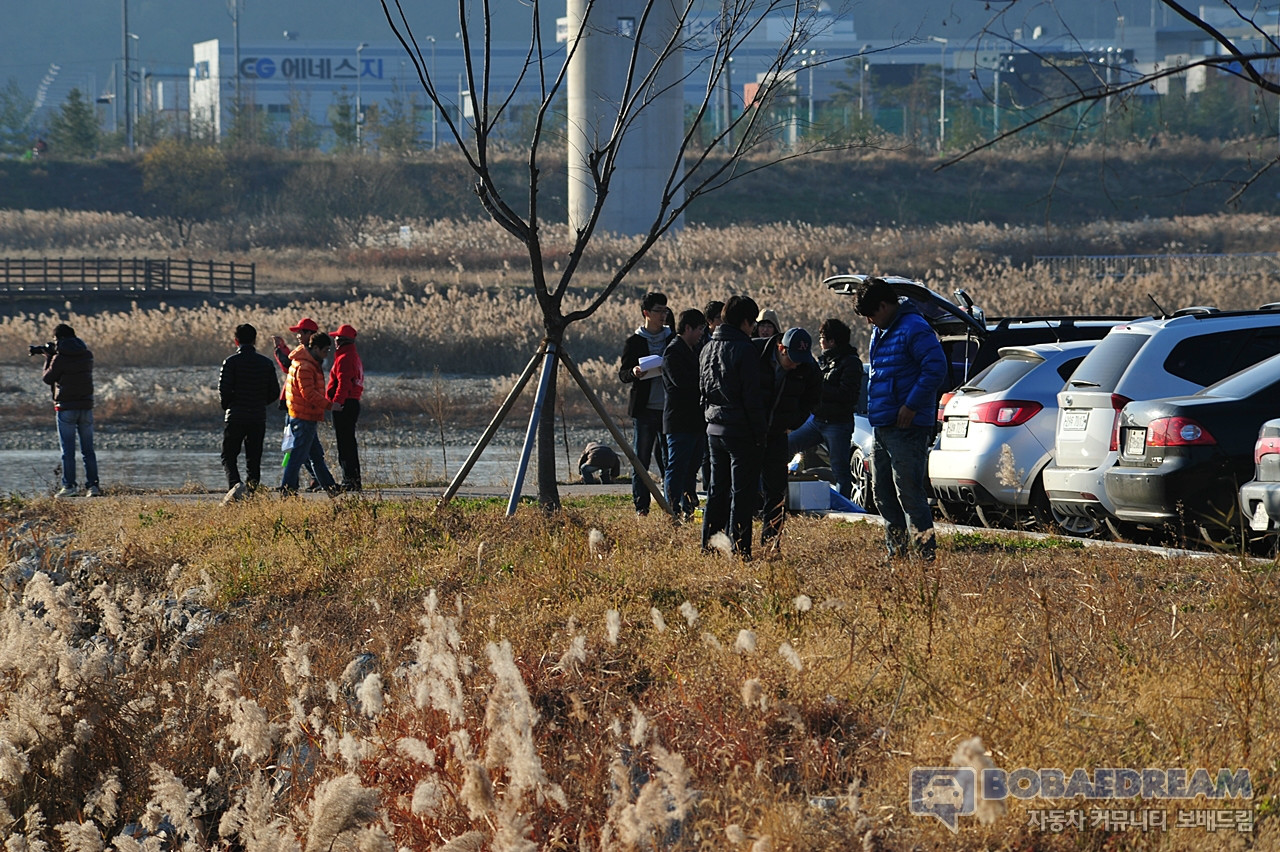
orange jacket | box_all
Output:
[285,345,331,421]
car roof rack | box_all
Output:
[1171,306,1220,317]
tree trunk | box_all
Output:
[536,326,564,511]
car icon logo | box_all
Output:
[910,768,975,831]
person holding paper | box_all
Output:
[619,291,674,516]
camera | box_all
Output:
[28,342,54,357]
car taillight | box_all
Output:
[969,400,1043,427]
[1145,417,1217,447]
[938,391,955,422]
[1255,435,1280,464]
[1108,394,1132,452]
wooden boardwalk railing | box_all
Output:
[0,258,255,296]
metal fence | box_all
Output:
[0,258,255,296]
[1032,253,1280,281]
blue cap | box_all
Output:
[781,327,815,364]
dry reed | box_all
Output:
[0,496,1272,850]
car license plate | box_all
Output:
[1124,428,1146,457]
[1251,511,1271,532]
[1062,410,1089,431]
[945,418,968,438]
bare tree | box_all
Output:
[948,1,1280,204]
[380,0,867,511]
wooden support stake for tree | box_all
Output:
[559,347,670,517]
[437,344,545,508]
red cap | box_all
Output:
[331,323,358,339]
[289,317,319,333]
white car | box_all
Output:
[1045,308,1280,538]
[930,341,1097,530]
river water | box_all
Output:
[0,442,580,497]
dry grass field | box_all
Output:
[3,211,1280,428]
[0,495,1272,851]
[0,210,1277,849]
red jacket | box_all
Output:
[286,345,331,421]
[327,341,364,405]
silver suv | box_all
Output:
[1044,309,1280,538]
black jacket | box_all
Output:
[41,336,93,410]
[757,335,821,436]
[619,328,674,417]
[662,334,704,434]
[700,324,766,445]
[813,343,863,423]
[220,345,281,424]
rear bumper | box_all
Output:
[1240,480,1280,531]
[1103,456,1215,524]
[1043,462,1117,518]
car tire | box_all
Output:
[1195,480,1244,549]
[1104,517,1160,545]
[1046,501,1103,538]
[850,447,874,514]
[975,502,1021,530]
[937,499,976,526]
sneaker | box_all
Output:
[86,485,101,497]
[223,482,247,505]
[54,485,77,498]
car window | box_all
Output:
[1056,356,1086,383]
[1162,329,1256,385]
[1202,351,1280,397]
[1068,330,1149,389]
[1226,326,1280,375]
[961,353,1041,393]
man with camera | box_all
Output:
[35,324,100,497]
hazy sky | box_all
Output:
[2,1,1161,120]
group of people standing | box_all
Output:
[218,316,364,501]
[617,291,834,560]
[33,317,365,502]
[614,278,946,562]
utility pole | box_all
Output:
[928,35,947,150]
[427,35,437,149]
[356,42,368,150]
[230,0,242,122]
[122,0,132,151]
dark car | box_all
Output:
[1103,352,1280,546]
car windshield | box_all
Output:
[959,353,1042,394]
[1067,329,1149,390]
[1200,351,1280,397]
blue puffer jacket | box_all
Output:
[866,299,947,428]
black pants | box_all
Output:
[332,399,362,490]
[222,420,266,488]
[702,434,762,559]
[760,433,791,542]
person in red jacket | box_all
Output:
[281,332,340,496]
[326,323,365,492]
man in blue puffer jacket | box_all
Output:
[855,278,947,561]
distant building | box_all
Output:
[190,38,517,146]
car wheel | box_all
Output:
[975,501,1025,530]
[850,448,874,513]
[1195,481,1244,549]
[1047,501,1103,538]
[1104,517,1160,545]
[937,499,976,526]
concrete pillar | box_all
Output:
[566,0,684,236]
